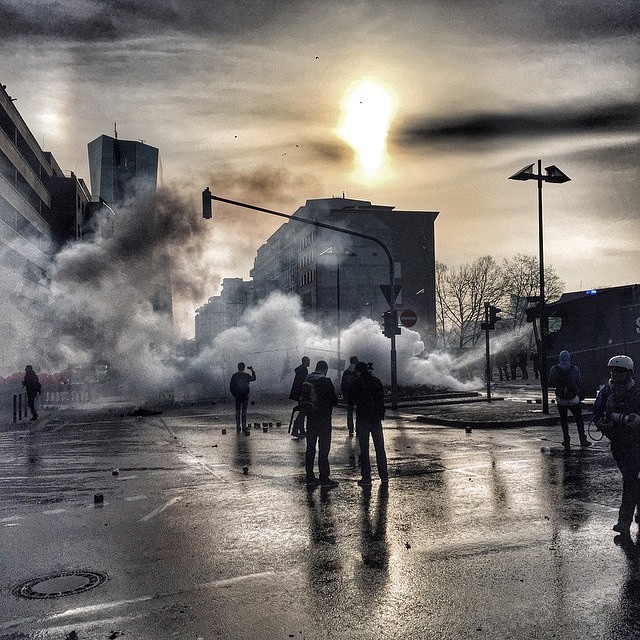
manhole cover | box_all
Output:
[11,570,108,599]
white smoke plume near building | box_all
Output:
[2,182,483,401]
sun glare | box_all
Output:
[338,79,395,179]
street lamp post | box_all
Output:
[319,246,356,374]
[202,191,400,409]
[509,160,570,415]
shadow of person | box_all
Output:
[604,536,640,639]
[355,483,390,610]
[234,432,252,472]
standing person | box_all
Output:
[289,356,310,438]
[349,361,388,487]
[518,350,529,380]
[532,350,540,379]
[229,362,256,433]
[22,365,41,421]
[548,350,590,450]
[304,360,339,489]
[340,355,359,436]
[594,355,640,537]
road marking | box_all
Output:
[140,496,182,522]
[124,495,148,502]
[42,508,67,514]
[0,515,23,523]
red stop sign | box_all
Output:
[400,309,417,327]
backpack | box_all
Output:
[234,375,250,399]
[298,379,318,414]
[555,367,579,401]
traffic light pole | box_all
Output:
[484,302,492,403]
[203,191,399,409]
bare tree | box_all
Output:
[437,256,504,348]
[501,254,565,329]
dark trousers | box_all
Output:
[234,397,248,430]
[305,416,332,482]
[357,418,388,481]
[557,403,586,443]
[611,439,640,527]
[27,391,38,418]
[346,404,354,434]
[291,405,306,436]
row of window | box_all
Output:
[0,145,51,220]
[0,104,50,182]
[300,268,316,288]
[300,230,315,249]
[0,193,47,249]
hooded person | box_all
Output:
[548,350,590,450]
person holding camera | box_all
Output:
[348,361,388,487]
[229,362,256,433]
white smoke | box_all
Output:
[191,291,483,396]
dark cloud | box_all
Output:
[397,101,640,149]
[0,0,313,42]
[4,0,638,44]
[425,0,640,43]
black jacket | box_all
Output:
[349,372,385,422]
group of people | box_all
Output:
[229,355,388,489]
[550,350,640,539]
[287,354,388,489]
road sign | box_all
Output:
[379,284,402,306]
[400,309,417,328]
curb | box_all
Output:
[415,415,560,429]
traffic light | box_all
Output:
[382,309,401,338]
[481,305,502,331]
[202,187,212,219]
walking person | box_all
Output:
[22,365,41,420]
[341,355,358,436]
[594,355,640,538]
[229,362,256,433]
[349,361,388,487]
[304,360,339,489]
[289,356,310,438]
[548,350,591,450]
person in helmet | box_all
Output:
[594,355,640,537]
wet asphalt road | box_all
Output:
[1,395,639,639]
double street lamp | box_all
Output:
[509,160,570,415]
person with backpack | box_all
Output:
[229,362,256,433]
[340,355,359,436]
[304,360,338,489]
[289,356,310,438]
[349,361,389,487]
[548,350,590,450]
[594,355,640,537]
[22,365,41,421]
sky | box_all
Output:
[1,0,639,342]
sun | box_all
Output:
[338,79,395,179]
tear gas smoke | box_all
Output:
[1,177,488,400]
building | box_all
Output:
[88,134,159,209]
[195,278,255,347]
[0,83,82,372]
[87,133,172,316]
[196,197,439,352]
